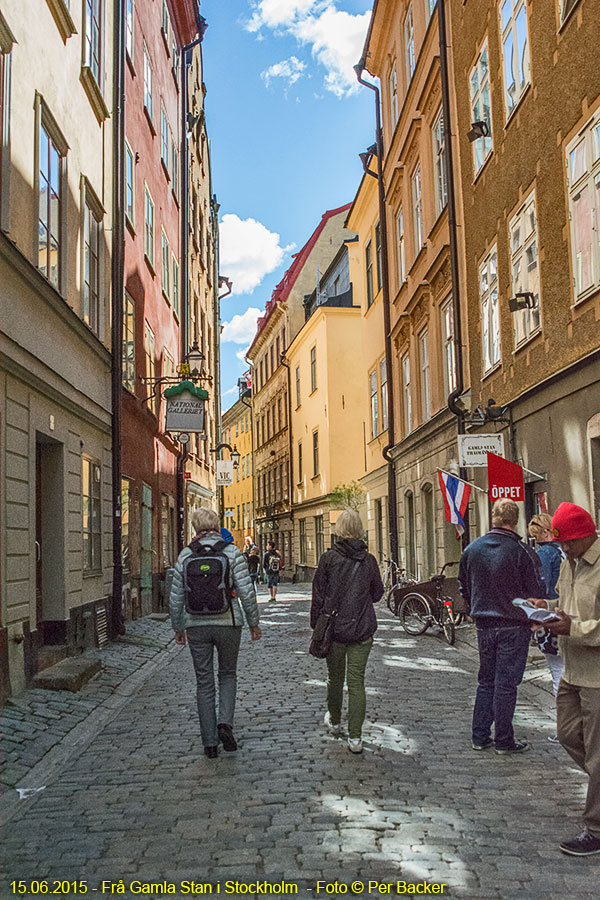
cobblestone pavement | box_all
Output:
[1,586,599,899]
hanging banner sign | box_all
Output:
[487,452,525,502]
[216,460,234,486]
[458,433,505,468]
[164,380,208,434]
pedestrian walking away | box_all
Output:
[247,546,260,593]
[263,540,282,601]
[527,502,600,857]
[458,498,545,755]
[310,509,384,754]
[169,507,262,758]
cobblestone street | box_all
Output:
[2,587,599,899]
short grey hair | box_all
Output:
[191,507,220,533]
[491,498,519,528]
[335,509,365,540]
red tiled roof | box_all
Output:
[247,203,351,356]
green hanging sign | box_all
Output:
[164,380,209,435]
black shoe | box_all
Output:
[472,738,494,751]
[495,740,529,755]
[560,831,600,856]
[204,745,218,759]
[218,723,237,752]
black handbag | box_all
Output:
[309,560,360,659]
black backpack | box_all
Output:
[182,539,235,617]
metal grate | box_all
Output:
[95,604,109,647]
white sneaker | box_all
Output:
[324,711,341,735]
[347,738,363,754]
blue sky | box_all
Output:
[200,0,374,406]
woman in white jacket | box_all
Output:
[170,508,261,758]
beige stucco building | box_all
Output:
[0,1,114,699]
[222,398,254,548]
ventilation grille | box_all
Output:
[96,604,109,647]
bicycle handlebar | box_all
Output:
[440,561,459,576]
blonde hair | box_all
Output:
[191,507,219,534]
[528,513,552,539]
[335,509,365,540]
[491,498,519,528]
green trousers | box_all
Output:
[326,637,374,739]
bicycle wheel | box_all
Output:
[440,603,456,645]
[385,585,404,616]
[399,593,432,635]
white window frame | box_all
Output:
[84,0,104,88]
[370,369,379,438]
[480,245,501,374]
[312,430,319,477]
[412,164,423,255]
[125,140,134,226]
[123,290,135,392]
[82,456,102,573]
[405,5,415,83]
[160,103,169,167]
[144,185,154,266]
[83,190,102,335]
[470,42,493,175]
[566,113,600,302]
[171,133,179,199]
[559,0,580,24]
[433,107,447,215]
[380,358,388,432]
[310,345,317,392]
[499,0,530,120]
[509,190,541,347]
[143,44,153,121]
[161,229,170,299]
[426,0,437,20]
[144,321,157,415]
[389,63,398,129]
[295,365,301,407]
[125,0,134,61]
[396,206,405,286]
[419,329,431,422]
[441,297,457,397]
[402,354,412,435]
[172,255,179,318]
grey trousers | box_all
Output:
[187,625,242,747]
[557,680,600,838]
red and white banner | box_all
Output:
[487,452,524,502]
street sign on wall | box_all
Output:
[458,433,505,467]
[216,460,234,486]
[487,452,524,502]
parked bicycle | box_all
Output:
[398,561,460,645]
[381,557,417,613]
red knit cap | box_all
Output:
[551,502,597,542]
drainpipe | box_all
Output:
[280,355,294,571]
[354,62,399,567]
[110,0,125,637]
[437,0,470,546]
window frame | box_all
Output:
[84,0,104,89]
[433,107,448,215]
[405,5,415,83]
[161,229,170,300]
[402,353,412,435]
[396,206,405,287]
[125,140,135,227]
[82,182,103,336]
[566,113,600,303]
[37,104,68,293]
[365,237,374,307]
[143,43,153,122]
[144,321,157,416]
[412,163,423,256]
[310,345,317,393]
[125,0,134,61]
[388,62,398,130]
[160,102,169,168]
[499,0,531,121]
[144,184,154,268]
[370,368,379,439]
[419,328,431,422]
[295,365,301,407]
[375,220,383,292]
[480,245,501,374]
[172,255,180,318]
[122,290,136,392]
[312,430,319,477]
[441,297,457,397]
[509,189,542,347]
[469,41,493,176]
[82,455,102,574]
[380,358,388,432]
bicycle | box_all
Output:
[398,561,460,645]
[381,558,417,614]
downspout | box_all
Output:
[280,355,294,571]
[110,0,125,637]
[438,0,470,545]
[354,63,399,567]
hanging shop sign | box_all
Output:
[216,460,234,486]
[458,433,505,468]
[164,380,208,435]
[487,452,524,502]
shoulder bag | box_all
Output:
[309,559,361,659]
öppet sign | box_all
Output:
[487,452,524,502]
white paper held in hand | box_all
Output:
[512,598,561,623]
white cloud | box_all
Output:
[236,345,251,362]
[261,56,306,89]
[221,309,262,345]
[219,214,292,294]
[223,386,238,397]
[247,1,369,98]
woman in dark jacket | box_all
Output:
[310,509,384,753]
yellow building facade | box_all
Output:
[222,398,254,549]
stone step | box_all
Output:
[36,644,68,672]
[32,657,102,692]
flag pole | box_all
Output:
[438,468,488,494]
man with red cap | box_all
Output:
[530,502,600,856]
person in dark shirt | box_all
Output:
[459,498,545,755]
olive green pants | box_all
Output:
[326,638,374,739]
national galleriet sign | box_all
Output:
[164,380,208,435]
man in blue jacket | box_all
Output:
[459,498,545,754]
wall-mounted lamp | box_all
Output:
[508,291,536,312]
[467,120,489,142]
[187,340,205,376]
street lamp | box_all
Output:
[231,446,241,468]
[187,340,205,377]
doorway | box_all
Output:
[35,434,65,642]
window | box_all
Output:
[276,335,280,366]
[315,515,324,561]
[38,122,64,289]
[123,292,135,391]
[161,104,168,166]
[375,497,384,563]
[412,164,423,254]
[83,197,101,334]
[402,354,412,435]
[82,456,102,573]
[121,478,130,574]
[480,246,501,373]
[125,0,134,60]
[144,186,154,266]
[125,141,134,225]
[370,369,379,438]
[265,351,269,381]
[422,484,435,577]
[310,345,317,392]
[389,64,398,129]
[470,43,493,174]
[144,322,157,415]
[380,358,388,431]
[172,33,178,72]
[171,136,179,199]
[559,0,580,23]
[499,0,530,118]
[84,0,103,86]
[297,442,303,482]
[270,343,274,374]
[312,430,319,476]
[161,231,170,298]
[419,329,431,421]
[143,44,153,121]
[566,114,600,300]
[172,256,179,317]
[510,191,541,346]
[405,5,415,82]
[260,359,264,390]
[441,298,457,396]
[161,0,169,35]
[396,207,405,286]
[365,238,374,307]
[426,0,437,20]
[433,108,447,214]
[299,519,307,564]
[242,456,246,480]
[295,365,300,407]
[404,490,416,575]
[375,221,383,292]
[277,397,282,432]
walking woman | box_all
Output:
[310,509,384,753]
[170,508,261,758]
